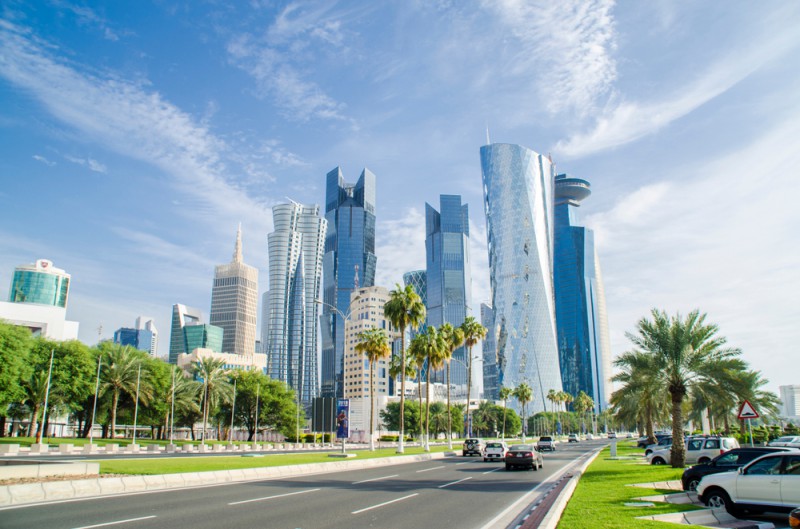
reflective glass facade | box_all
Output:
[169,304,202,364]
[321,168,377,398]
[10,259,70,308]
[425,195,472,386]
[267,202,326,407]
[481,143,562,413]
[183,324,224,354]
[113,327,154,353]
[553,174,612,411]
[481,303,499,400]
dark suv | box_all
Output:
[462,438,484,457]
[681,446,793,491]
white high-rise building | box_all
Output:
[135,316,158,356]
[780,385,800,419]
[266,202,326,407]
[210,225,259,357]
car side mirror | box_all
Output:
[737,467,744,475]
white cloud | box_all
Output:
[374,207,426,289]
[32,154,55,166]
[64,154,107,173]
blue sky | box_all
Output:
[1,1,798,396]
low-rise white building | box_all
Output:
[780,385,800,420]
[0,300,79,340]
[177,347,267,374]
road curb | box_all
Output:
[536,449,601,529]
[0,451,456,507]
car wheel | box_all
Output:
[686,478,700,492]
[483,458,487,462]
[533,462,538,471]
[698,457,710,464]
[651,457,666,465]
[505,464,512,471]
[704,488,737,515]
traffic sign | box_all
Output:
[738,400,759,420]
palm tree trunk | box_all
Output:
[522,403,527,442]
[417,368,423,440]
[201,385,209,445]
[425,365,431,452]
[670,388,686,468]
[369,361,375,452]
[502,401,507,439]
[398,331,406,454]
[645,405,656,445]
[110,392,119,439]
[446,361,452,449]
[466,345,472,438]
[27,405,40,437]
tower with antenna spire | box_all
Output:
[209,224,259,357]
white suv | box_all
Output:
[648,437,739,466]
[698,451,800,515]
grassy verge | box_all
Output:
[557,442,705,529]
[95,445,452,475]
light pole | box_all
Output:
[89,354,102,445]
[169,367,176,445]
[132,363,141,446]
[35,349,55,444]
[229,378,237,445]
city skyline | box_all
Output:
[1,2,798,395]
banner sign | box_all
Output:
[336,399,350,439]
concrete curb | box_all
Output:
[537,449,602,529]
[0,451,455,507]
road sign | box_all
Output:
[738,400,759,420]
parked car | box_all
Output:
[789,507,800,528]
[586,433,595,440]
[536,436,556,452]
[697,452,800,515]
[505,443,543,471]
[638,433,671,448]
[462,438,485,457]
[483,441,508,462]
[681,447,794,491]
[568,433,579,443]
[607,431,617,439]
[649,436,739,466]
[645,436,673,456]
[768,436,800,447]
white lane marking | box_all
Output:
[351,493,419,514]
[438,477,472,488]
[228,488,320,505]
[352,474,398,485]
[482,467,502,475]
[72,516,156,529]
[454,462,468,465]
[415,465,445,473]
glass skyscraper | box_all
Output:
[266,202,326,407]
[481,303,498,401]
[480,143,562,413]
[9,259,70,308]
[183,323,224,355]
[113,327,154,353]
[425,195,472,386]
[168,304,202,364]
[553,174,612,411]
[321,167,376,398]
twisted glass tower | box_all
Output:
[266,202,327,406]
[480,143,562,413]
[553,174,612,411]
[320,167,377,398]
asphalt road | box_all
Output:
[0,441,604,529]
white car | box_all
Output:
[768,436,800,447]
[483,441,508,462]
[648,437,739,466]
[697,452,800,515]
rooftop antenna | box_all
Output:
[486,123,491,145]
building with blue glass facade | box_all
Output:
[266,202,327,407]
[321,168,377,398]
[480,143,562,413]
[183,323,224,355]
[113,327,155,353]
[425,195,472,386]
[481,303,499,401]
[9,259,70,308]
[553,174,612,411]
[169,304,203,364]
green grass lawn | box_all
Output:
[557,442,706,529]
[95,445,452,475]
[0,437,266,448]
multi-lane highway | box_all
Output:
[1,440,604,529]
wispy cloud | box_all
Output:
[64,154,107,173]
[375,207,426,289]
[32,154,55,166]
[51,0,127,41]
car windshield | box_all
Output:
[509,445,532,451]
[486,443,503,448]
[539,437,552,441]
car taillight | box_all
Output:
[523,452,531,457]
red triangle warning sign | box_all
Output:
[738,400,759,419]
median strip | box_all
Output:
[438,477,472,488]
[228,488,320,505]
[352,474,398,485]
[72,516,156,529]
[351,493,419,514]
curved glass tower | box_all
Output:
[10,259,70,308]
[480,143,562,413]
[554,174,612,411]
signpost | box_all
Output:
[336,399,350,454]
[738,400,759,447]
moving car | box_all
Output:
[697,452,800,515]
[483,441,508,462]
[649,436,739,466]
[768,436,800,447]
[462,438,485,457]
[607,431,617,439]
[505,443,543,471]
[681,447,794,491]
[536,436,556,452]
[568,433,579,443]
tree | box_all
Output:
[572,391,595,434]
[499,386,513,439]
[0,321,33,436]
[515,383,533,441]
[383,283,426,453]
[611,350,667,443]
[472,400,498,437]
[547,389,558,434]
[380,400,420,437]
[98,344,151,439]
[627,309,743,467]
[460,316,487,437]
[439,322,464,448]
[412,327,446,451]
[355,327,391,451]
[192,357,232,444]
[407,332,427,441]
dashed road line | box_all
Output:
[351,493,419,514]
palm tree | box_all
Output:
[22,370,49,437]
[627,309,743,467]
[407,334,427,442]
[514,383,533,441]
[439,323,464,449]
[472,400,497,438]
[355,327,391,451]
[573,391,594,434]
[498,386,513,439]
[192,357,232,445]
[419,326,446,451]
[547,389,558,433]
[99,345,151,439]
[384,283,426,453]
[162,366,200,440]
[460,316,487,438]
[612,350,668,443]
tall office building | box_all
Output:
[553,174,613,411]
[780,385,800,419]
[113,327,154,353]
[321,167,377,398]
[9,259,70,308]
[168,304,202,364]
[183,323,223,354]
[135,316,158,356]
[210,226,259,357]
[425,195,472,386]
[402,270,427,339]
[266,202,327,407]
[480,143,562,413]
[481,303,499,401]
